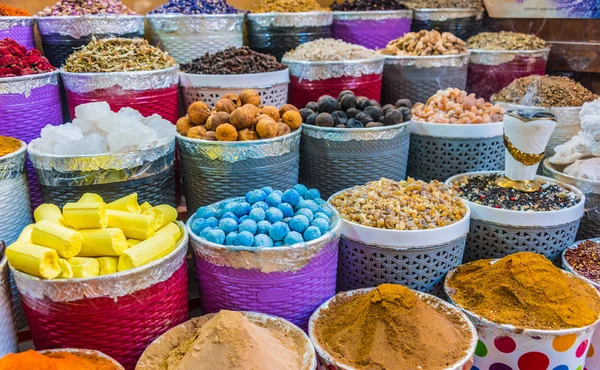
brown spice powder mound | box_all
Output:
[447,252,600,330]
[314,284,472,370]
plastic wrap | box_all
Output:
[0,70,58,97]
[0,142,32,245]
[137,312,317,370]
[40,349,124,370]
[283,57,384,81]
[0,257,17,357]
[0,17,35,50]
[331,10,412,49]
[308,288,478,370]
[411,8,484,40]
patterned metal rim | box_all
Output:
[177,126,301,148]
[0,69,58,84]
[34,15,144,20]
[40,348,124,370]
[383,53,470,61]
[301,120,410,135]
[145,13,245,20]
[410,120,503,139]
[0,140,26,165]
[332,10,413,18]
[490,100,581,127]
[179,69,290,89]
[468,48,551,55]
[59,65,179,80]
[413,8,484,20]
[562,237,600,291]
[246,11,333,28]
[282,57,385,67]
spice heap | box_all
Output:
[401,0,483,8]
[0,38,55,78]
[447,252,600,329]
[158,311,303,369]
[251,0,328,12]
[451,173,580,211]
[380,30,467,56]
[565,240,600,284]
[314,284,473,370]
[0,136,21,157]
[177,90,301,141]
[301,91,411,128]
[0,4,30,16]
[283,38,378,61]
[493,75,598,107]
[412,88,504,124]
[37,0,135,16]
[63,38,176,73]
[6,192,181,279]
[32,102,176,155]
[330,0,406,11]
[330,178,467,230]
[191,184,334,247]
[182,47,284,75]
[149,0,240,15]
[0,350,120,370]
[467,31,546,50]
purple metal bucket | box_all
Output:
[0,71,63,209]
[0,17,35,50]
[332,10,412,50]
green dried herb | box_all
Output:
[467,31,547,50]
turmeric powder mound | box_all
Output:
[447,252,600,330]
[314,284,473,370]
[0,350,120,370]
[0,136,21,157]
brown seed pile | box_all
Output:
[330,178,467,230]
[379,30,467,56]
[181,47,284,75]
[467,31,547,50]
[412,88,504,124]
[251,0,328,13]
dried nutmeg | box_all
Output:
[187,125,207,139]
[239,89,261,107]
[256,117,278,139]
[282,110,302,130]
[222,93,242,107]
[204,131,218,141]
[230,107,255,130]
[238,129,259,141]
[260,106,280,121]
[215,99,237,114]
[176,116,194,135]
[276,122,291,136]
[279,104,299,118]
[216,123,239,141]
[187,101,210,125]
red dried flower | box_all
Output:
[0,38,55,78]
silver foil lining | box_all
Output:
[0,70,59,97]
[11,223,188,302]
[0,143,26,182]
[332,10,413,21]
[146,14,243,34]
[34,15,144,39]
[383,53,469,68]
[302,121,411,141]
[283,58,384,81]
[0,17,33,31]
[413,8,484,21]
[188,200,342,273]
[60,66,179,94]
[177,128,301,163]
[247,11,333,28]
[469,48,550,66]
[492,101,580,127]
[28,139,175,187]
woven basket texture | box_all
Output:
[181,83,289,110]
[1,24,35,50]
[248,25,332,61]
[21,262,188,370]
[300,126,410,199]
[39,165,176,208]
[407,133,505,182]
[149,31,242,65]
[465,218,581,265]
[193,239,339,331]
[337,234,467,297]
[0,261,17,357]
[411,17,483,40]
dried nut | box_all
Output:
[221,93,242,107]
[412,88,504,124]
[206,112,228,131]
[256,117,278,139]
[238,128,259,141]
[279,104,299,117]
[176,116,194,135]
[187,125,207,139]
[276,122,291,136]
[187,102,210,125]
[216,123,239,141]
[282,110,302,130]
[239,89,261,106]
[384,109,403,126]
[215,99,237,114]
[243,103,259,118]
[204,131,218,141]
[260,106,280,121]
[315,112,334,127]
[253,114,272,126]
[230,107,254,130]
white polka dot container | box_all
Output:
[444,266,600,370]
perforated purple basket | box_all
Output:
[188,198,341,331]
[0,17,35,50]
[332,10,412,49]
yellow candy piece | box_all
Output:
[156,222,182,242]
[118,233,175,272]
[34,204,66,226]
[6,242,61,279]
[78,228,128,257]
[77,193,104,203]
[57,259,73,279]
[108,193,141,213]
[17,224,34,243]
[142,208,164,231]
[107,210,155,240]
[149,205,178,230]
[139,202,152,212]
[97,256,118,276]
[67,257,100,278]
[63,202,108,229]
[126,239,141,247]
[31,220,82,259]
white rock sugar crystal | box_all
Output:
[564,158,600,181]
[33,103,175,155]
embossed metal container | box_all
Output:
[34,15,144,67]
[0,17,35,50]
[331,10,412,49]
[247,12,333,61]
[301,121,411,199]
[411,8,484,40]
[177,129,301,215]
[146,14,244,64]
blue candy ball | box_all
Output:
[314,212,330,221]
[219,217,238,233]
[303,226,322,241]
[223,201,239,214]
[311,218,330,234]
[195,206,216,219]
[265,207,284,224]
[249,207,266,222]
[304,188,321,201]
[282,217,292,224]
[315,198,326,206]
[253,234,274,248]
[245,189,266,204]
[265,192,282,207]
[225,232,238,245]
[298,199,319,214]
[239,219,258,235]
[206,229,226,244]
[284,231,304,245]
[235,231,254,247]
[234,202,252,217]
[273,190,283,197]
[239,215,248,223]
[274,240,284,246]
[261,186,274,195]
[268,221,290,241]
[318,204,333,218]
[257,220,271,234]
[206,217,219,228]
[251,201,269,211]
[221,212,238,222]
[191,218,211,235]
[292,184,308,196]
[282,189,300,206]
[277,203,294,218]
[289,215,310,233]
[199,227,213,239]
[295,208,314,222]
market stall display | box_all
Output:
[282,39,384,107]
[300,91,412,198]
[61,38,179,124]
[177,92,301,212]
[407,88,505,182]
[0,349,124,369]
[29,102,176,207]
[188,184,341,329]
[8,194,188,370]
[0,246,17,358]
[330,178,470,295]
[309,284,477,369]
[136,310,316,370]
[0,5,34,51]
[179,47,289,109]
[403,0,484,40]
[380,30,469,105]
[445,252,600,369]
[466,31,549,100]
